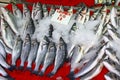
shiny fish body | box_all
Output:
[34,36,49,72]
[1,18,15,49]
[49,5,55,17]
[12,35,23,66]
[104,72,120,80]
[1,7,19,34]
[42,4,48,18]
[39,41,56,76]
[0,41,6,58]
[27,39,39,69]
[48,37,67,77]
[20,34,31,68]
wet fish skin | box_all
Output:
[1,7,19,34]
[48,24,54,38]
[20,34,31,69]
[48,37,67,77]
[33,36,49,73]
[39,41,56,76]
[104,72,120,80]
[42,4,48,18]
[1,18,15,49]
[103,58,120,77]
[49,5,55,16]
[27,39,39,70]
[0,65,8,76]
[0,41,6,58]
[11,35,23,68]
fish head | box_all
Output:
[70,23,77,33]
[59,6,64,11]
[25,34,31,42]
[12,3,18,12]
[59,37,65,45]
[106,72,118,80]
[1,7,9,15]
[101,5,107,14]
[31,39,37,45]
[1,18,9,29]
[43,36,49,43]
[42,4,47,12]
[68,6,73,13]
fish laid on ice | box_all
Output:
[104,72,120,80]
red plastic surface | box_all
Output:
[4,2,109,80]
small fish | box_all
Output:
[48,37,67,77]
[23,18,35,39]
[105,48,120,64]
[73,43,106,78]
[80,62,103,80]
[23,3,30,20]
[1,18,15,49]
[20,34,31,69]
[42,4,48,18]
[11,35,23,69]
[39,41,56,76]
[103,58,120,77]
[31,2,42,27]
[1,7,19,34]
[0,41,6,58]
[27,39,39,70]
[33,36,49,74]
[104,72,120,80]
[49,5,55,16]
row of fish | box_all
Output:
[0,2,120,80]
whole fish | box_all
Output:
[42,4,48,18]
[105,48,120,64]
[11,35,23,69]
[73,43,106,78]
[49,5,55,16]
[0,41,6,58]
[23,18,35,39]
[1,18,15,49]
[1,7,19,34]
[20,34,31,69]
[27,39,39,70]
[39,41,56,76]
[48,37,67,77]
[23,3,30,20]
[33,36,49,74]
[104,72,120,80]
[103,59,120,76]
[12,3,22,20]
[31,2,42,27]
[80,62,103,80]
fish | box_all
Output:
[31,2,42,27]
[105,48,120,64]
[48,24,54,38]
[0,41,6,58]
[59,6,64,12]
[104,72,120,80]
[84,9,90,22]
[27,39,39,70]
[68,7,73,14]
[73,43,107,78]
[23,3,31,20]
[20,34,31,69]
[33,36,49,74]
[1,18,15,49]
[80,62,103,80]
[74,7,83,20]
[12,3,22,20]
[11,35,23,70]
[42,4,48,18]
[23,18,35,39]
[1,7,19,34]
[39,41,56,76]
[49,5,55,16]
[47,37,67,77]
[103,58,120,77]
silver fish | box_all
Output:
[103,59,120,77]
[42,4,48,18]
[74,43,106,78]
[23,18,35,39]
[84,9,90,22]
[1,7,19,34]
[11,35,23,68]
[80,62,103,80]
[32,2,42,27]
[49,5,55,16]
[23,3,30,20]
[1,18,15,49]
[27,39,39,70]
[105,48,120,64]
[20,34,31,69]
[12,3,22,20]
[0,65,8,77]
[39,41,56,76]
[104,72,120,80]
[48,37,67,77]
[33,36,49,74]
[0,41,6,58]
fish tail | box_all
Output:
[38,71,44,76]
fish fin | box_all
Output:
[8,65,16,71]
[38,71,44,76]
[32,70,39,75]
[47,72,54,77]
